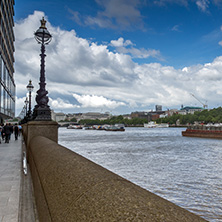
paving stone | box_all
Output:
[0,196,8,207]
[2,214,18,222]
[0,185,12,192]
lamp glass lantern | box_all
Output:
[27,80,34,92]
[34,17,52,45]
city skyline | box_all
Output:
[14,0,222,116]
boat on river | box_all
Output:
[182,125,222,139]
[144,122,157,128]
[144,122,169,128]
[105,126,125,131]
[156,123,169,128]
[67,125,83,129]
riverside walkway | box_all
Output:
[0,135,36,222]
[0,135,22,221]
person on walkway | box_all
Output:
[13,123,19,140]
[18,125,22,137]
[1,123,5,141]
[8,123,13,141]
[3,123,11,143]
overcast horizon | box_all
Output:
[14,0,222,116]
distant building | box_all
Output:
[159,113,168,118]
[81,112,110,120]
[131,112,148,119]
[65,113,81,121]
[179,106,203,114]
[155,105,162,112]
[177,110,187,115]
[0,0,15,122]
[166,109,179,116]
[51,110,66,122]
[122,114,131,119]
[148,109,165,121]
[55,113,66,122]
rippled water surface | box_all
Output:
[58,127,222,221]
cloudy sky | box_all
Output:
[15,0,222,116]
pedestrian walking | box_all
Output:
[8,123,13,141]
[1,123,5,141]
[18,125,22,137]
[3,123,11,143]
[14,123,19,140]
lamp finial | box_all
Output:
[40,17,46,29]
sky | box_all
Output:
[14,0,222,116]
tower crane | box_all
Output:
[190,93,208,109]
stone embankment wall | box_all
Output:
[28,135,207,222]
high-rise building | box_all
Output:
[155,105,162,112]
[0,0,15,122]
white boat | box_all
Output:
[144,122,157,128]
[144,122,169,128]
[105,125,125,131]
[67,125,82,129]
[156,123,169,128]
[83,126,93,130]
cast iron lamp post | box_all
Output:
[25,97,28,119]
[26,80,34,120]
[33,17,52,121]
[20,104,27,124]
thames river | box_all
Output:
[58,127,222,221]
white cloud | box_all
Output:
[153,0,188,7]
[171,25,181,32]
[14,11,222,115]
[196,0,210,12]
[49,98,80,109]
[110,37,133,47]
[72,94,126,109]
[69,0,144,30]
[110,37,163,60]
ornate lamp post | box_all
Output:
[24,97,28,119]
[33,17,52,121]
[26,80,34,120]
[20,105,27,124]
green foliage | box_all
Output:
[79,115,148,126]
[8,118,18,122]
[70,117,77,122]
[156,107,222,125]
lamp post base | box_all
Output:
[33,106,51,121]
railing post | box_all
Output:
[25,121,58,161]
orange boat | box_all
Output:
[182,125,222,139]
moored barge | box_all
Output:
[182,125,222,139]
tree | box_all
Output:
[156,107,222,125]
[70,117,77,122]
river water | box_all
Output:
[58,127,222,221]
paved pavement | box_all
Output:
[0,135,22,222]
